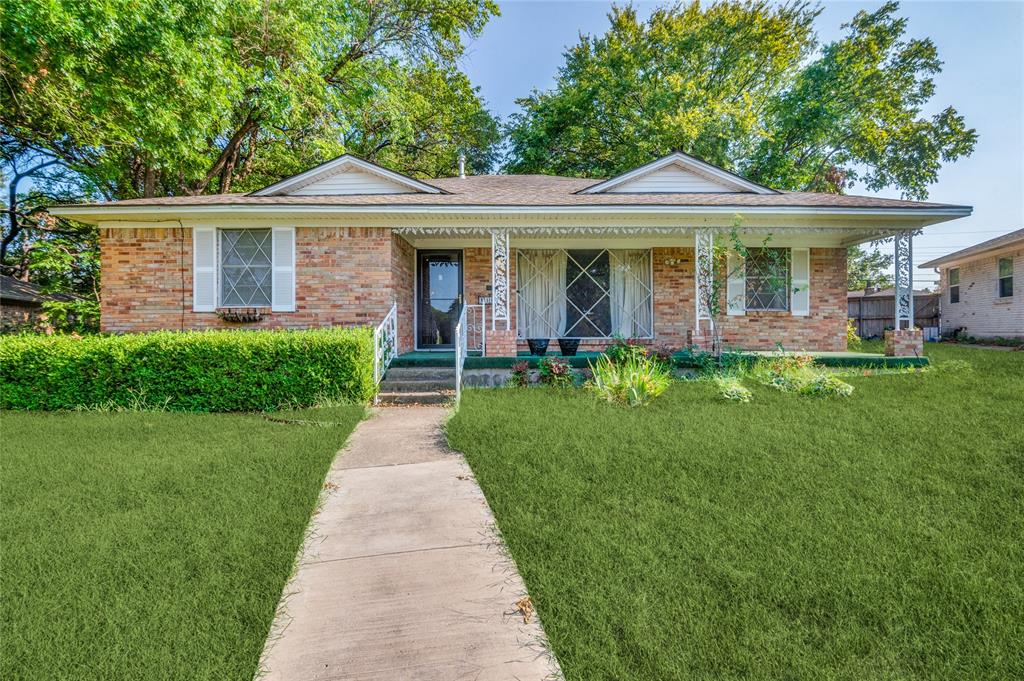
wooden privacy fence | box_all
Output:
[848,293,940,339]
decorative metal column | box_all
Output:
[694,228,714,333]
[894,230,914,330]
[490,229,510,330]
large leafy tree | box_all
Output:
[847,246,895,291]
[505,1,976,201]
[0,0,500,305]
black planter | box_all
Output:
[557,338,580,356]
[526,338,549,356]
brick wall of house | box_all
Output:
[937,247,1023,338]
[460,245,847,352]
[716,247,848,351]
[100,226,397,334]
[391,233,415,353]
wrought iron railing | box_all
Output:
[465,303,487,355]
[454,304,468,404]
[373,302,398,388]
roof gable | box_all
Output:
[251,154,445,196]
[579,152,776,195]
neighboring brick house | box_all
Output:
[51,153,972,357]
[0,274,78,333]
[920,227,1023,339]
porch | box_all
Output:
[389,350,929,370]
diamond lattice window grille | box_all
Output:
[220,229,272,307]
[745,247,790,311]
[516,249,652,339]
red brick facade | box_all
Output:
[100,228,847,352]
[100,227,407,349]
[884,328,924,357]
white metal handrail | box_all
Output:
[373,302,398,387]
[465,303,487,355]
[454,304,468,404]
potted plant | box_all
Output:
[526,338,549,356]
[557,338,580,356]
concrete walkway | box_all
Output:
[258,407,560,681]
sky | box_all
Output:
[460,0,1024,288]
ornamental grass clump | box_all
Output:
[587,353,671,407]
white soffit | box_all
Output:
[580,152,777,195]
[251,154,444,196]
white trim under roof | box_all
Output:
[250,154,446,196]
[578,152,777,195]
[919,227,1024,269]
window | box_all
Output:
[949,267,960,304]
[219,228,272,307]
[998,257,1013,298]
[745,247,790,311]
[516,249,652,338]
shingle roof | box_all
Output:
[919,228,1024,268]
[51,175,966,211]
[0,275,79,305]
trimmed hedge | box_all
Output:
[0,328,376,412]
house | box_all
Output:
[920,227,1023,339]
[847,288,940,340]
[0,274,78,333]
[50,152,971,363]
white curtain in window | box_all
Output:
[609,250,652,337]
[516,250,567,338]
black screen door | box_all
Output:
[417,250,463,349]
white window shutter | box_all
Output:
[192,227,216,312]
[271,227,296,312]
[726,251,746,315]
[791,247,810,316]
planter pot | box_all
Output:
[557,338,580,356]
[526,338,549,356]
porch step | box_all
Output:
[379,378,454,392]
[376,390,453,406]
[383,366,457,381]
[376,365,456,405]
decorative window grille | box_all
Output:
[745,247,790,311]
[998,258,1013,298]
[220,229,273,307]
[949,267,960,304]
[516,249,652,339]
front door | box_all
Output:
[417,250,463,349]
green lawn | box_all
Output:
[447,344,1024,680]
[1,406,363,680]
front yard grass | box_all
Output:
[447,344,1024,680]
[1,406,363,680]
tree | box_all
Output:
[1,0,501,305]
[1,0,501,199]
[504,1,976,200]
[847,246,895,291]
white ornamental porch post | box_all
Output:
[894,231,914,330]
[490,228,510,330]
[694,228,714,334]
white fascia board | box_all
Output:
[250,154,445,196]
[50,204,973,220]
[579,152,778,195]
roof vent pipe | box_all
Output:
[458,153,466,179]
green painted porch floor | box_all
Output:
[391,350,928,369]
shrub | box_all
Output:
[798,374,855,397]
[587,353,671,407]
[0,328,375,412]
[649,344,676,370]
[538,356,574,387]
[847,318,862,350]
[713,376,752,402]
[507,360,531,387]
[605,337,649,364]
